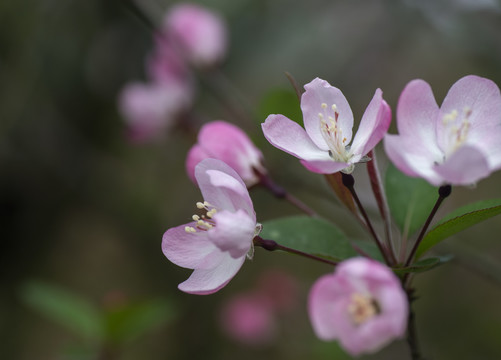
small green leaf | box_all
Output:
[21,281,103,340]
[393,255,453,275]
[416,198,501,258]
[385,164,438,238]
[260,216,358,261]
[258,88,302,125]
[105,298,175,344]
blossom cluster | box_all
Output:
[119,3,227,142]
[158,73,501,356]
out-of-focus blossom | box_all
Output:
[118,80,193,143]
[146,39,192,86]
[220,293,276,346]
[256,270,299,313]
[186,121,266,187]
[164,3,227,68]
[162,159,260,295]
[384,75,501,186]
[308,258,408,356]
[262,78,391,174]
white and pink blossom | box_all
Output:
[163,3,227,68]
[162,159,260,295]
[262,78,391,174]
[186,121,266,187]
[384,75,501,186]
[308,258,408,356]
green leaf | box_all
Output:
[416,198,501,258]
[385,164,438,238]
[259,216,358,261]
[392,255,453,275]
[21,281,103,340]
[258,88,302,125]
[105,298,175,344]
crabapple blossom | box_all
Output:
[162,159,260,295]
[186,121,266,187]
[308,258,408,356]
[384,75,501,186]
[163,3,227,68]
[262,78,391,174]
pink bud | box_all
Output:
[186,121,266,187]
[164,3,227,68]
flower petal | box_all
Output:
[185,144,208,183]
[195,159,255,218]
[178,253,246,295]
[350,90,391,156]
[300,159,350,174]
[262,114,332,162]
[434,145,491,185]
[208,209,255,258]
[301,78,354,150]
[162,223,224,269]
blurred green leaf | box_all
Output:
[260,216,358,261]
[416,199,501,258]
[21,281,103,340]
[351,240,385,262]
[393,255,453,275]
[385,164,437,238]
[105,298,175,344]
[258,88,302,124]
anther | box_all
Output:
[184,226,196,233]
[321,103,327,109]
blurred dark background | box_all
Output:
[1,0,501,359]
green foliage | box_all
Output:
[21,281,103,341]
[105,298,175,344]
[258,88,302,124]
[385,164,437,238]
[260,216,358,261]
[416,198,501,258]
[393,255,453,275]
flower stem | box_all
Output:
[254,236,337,266]
[257,171,318,217]
[341,173,394,265]
[404,185,452,267]
[406,288,423,360]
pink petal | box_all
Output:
[350,90,391,156]
[195,159,255,218]
[300,159,350,174]
[434,145,491,185]
[185,144,208,183]
[208,209,255,258]
[262,114,332,162]
[178,254,245,295]
[162,223,224,269]
[384,134,443,186]
[197,121,264,186]
[301,78,354,150]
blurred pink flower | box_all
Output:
[220,293,276,346]
[308,258,408,356]
[384,75,501,186]
[262,78,391,174]
[118,80,193,143]
[164,3,227,68]
[147,39,193,86]
[162,159,260,295]
[186,121,266,187]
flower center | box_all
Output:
[347,293,379,325]
[318,103,352,163]
[441,107,472,158]
[184,201,218,233]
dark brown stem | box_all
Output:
[341,173,393,265]
[254,236,337,266]
[406,288,423,360]
[404,185,451,267]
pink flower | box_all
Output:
[384,75,501,186]
[186,121,266,187]
[162,159,260,295]
[308,258,408,356]
[220,293,276,346]
[164,3,227,68]
[262,78,391,174]
[118,80,192,143]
